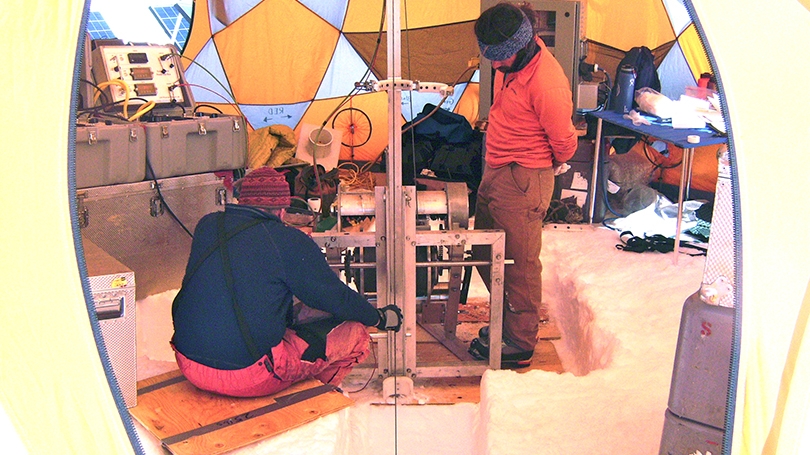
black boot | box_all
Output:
[469,331,533,369]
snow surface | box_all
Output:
[133,225,705,455]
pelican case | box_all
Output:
[77,172,231,300]
[75,122,146,189]
[143,114,247,179]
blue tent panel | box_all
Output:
[657,41,697,100]
[239,101,311,130]
[300,0,349,30]
[662,0,692,36]
[315,34,372,100]
[185,38,236,104]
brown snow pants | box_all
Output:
[473,163,554,352]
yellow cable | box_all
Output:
[338,162,375,192]
[93,79,130,118]
[128,101,155,121]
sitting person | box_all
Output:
[171,166,402,397]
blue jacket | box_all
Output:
[172,204,379,369]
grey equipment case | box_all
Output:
[75,122,147,188]
[83,236,137,408]
[77,172,231,300]
[144,114,247,179]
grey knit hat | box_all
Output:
[475,4,534,61]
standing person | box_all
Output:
[469,3,577,368]
[171,166,402,397]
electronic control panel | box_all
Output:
[91,44,192,109]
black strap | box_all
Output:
[171,213,267,361]
[615,231,707,256]
[217,213,262,360]
[172,215,265,321]
[180,216,265,289]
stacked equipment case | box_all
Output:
[83,237,137,408]
[76,41,245,299]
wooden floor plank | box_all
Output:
[347,319,565,405]
[130,373,353,455]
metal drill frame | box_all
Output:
[311,0,504,379]
[310,186,505,378]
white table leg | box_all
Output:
[588,118,604,223]
[673,147,695,264]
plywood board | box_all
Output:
[130,370,353,455]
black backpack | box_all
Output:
[617,46,660,97]
[609,46,661,153]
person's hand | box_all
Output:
[553,162,571,176]
[376,305,403,332]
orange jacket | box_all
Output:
[485,39,577,169]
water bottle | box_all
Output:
[611,64,636,114]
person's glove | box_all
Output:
[376,305,403,332]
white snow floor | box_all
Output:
[132,225,706,455]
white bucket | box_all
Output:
[308,128,333,159]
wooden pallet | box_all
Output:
[130,370,353,455]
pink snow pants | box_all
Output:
[174,321,370,397]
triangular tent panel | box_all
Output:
[300,0,350,29]
[314,34,374,100]
[183,40,236,104]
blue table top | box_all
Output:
[588,110,727,149]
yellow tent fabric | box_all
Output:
[0,1,135,454]
[2,0,810,453]
[691,1,810,453]
[585,0,675,51]
[181,0,482,162]
[762,279,810,454]
[213,2,340,105]
[182,0,714,167]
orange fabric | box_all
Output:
[654,143,720,193]
[586,0,674,50]
[213,1,338,104]
[342,0,480,33]
[485,40,577,169]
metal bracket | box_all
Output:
[150,195,164,217]
[311,195,506,378]
[149,182,164,217]
[215,187,227,206]
[76,192,89,228]
[367,78,455,97]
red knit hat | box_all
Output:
[236,167,291,208]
